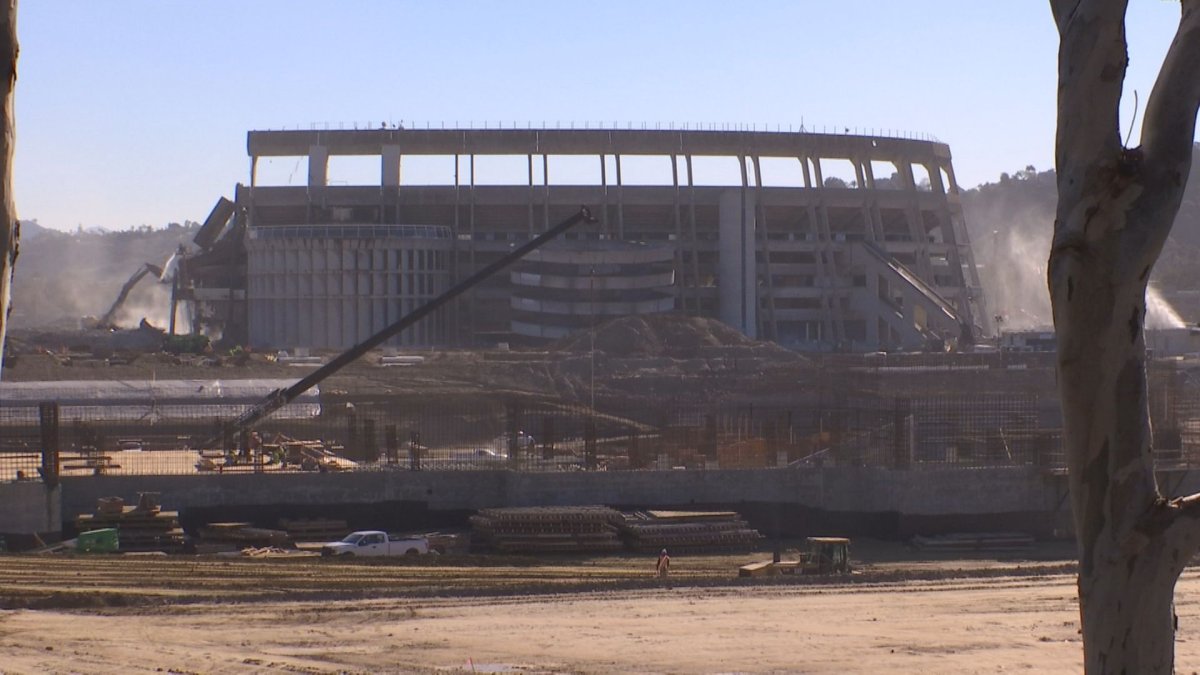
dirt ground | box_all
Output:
[5,548,1200,674]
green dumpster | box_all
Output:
[77,528,119,553]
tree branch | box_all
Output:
[1052,0,1128,204]
[1142,1,1200,168]
[1147,492,1200,571]
[1130,1,1200,256]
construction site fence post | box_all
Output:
[345,410,358,462]
[702,413,717,459]
[409,430,421,471]
[362,418,377,464]
[541,416,554,460]
[506,402,520,470]
[585,417,597,470]
[38,401,60,488]
[893,398,912,469]
[385,424,398,465]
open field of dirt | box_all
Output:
[7,545,1200,673]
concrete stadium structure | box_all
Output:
[245,224,452,348]
[189,127,990,351]
[510,241,676,341]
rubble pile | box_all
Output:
[195,522,292,554]
[554,313,798,360]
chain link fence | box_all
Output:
[6,362,1200,482]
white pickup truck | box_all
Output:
[321,530,430,557]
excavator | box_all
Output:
[93,262,165,330]
[203,206,596,447]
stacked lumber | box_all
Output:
[909,532,1035,553]
[469,506,624,553]
[278,518,349,542]
[75,494,185,553]
[619,510,762,552]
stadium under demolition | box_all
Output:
[5,126,1200,552]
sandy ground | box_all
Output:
[8,566,1200,674]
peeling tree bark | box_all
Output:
[1050,0,1200,672]
[0,0,15,376]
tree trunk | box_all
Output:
[1079,539,1185,673]
[1050,1,1200,672]
[0,0,16,376]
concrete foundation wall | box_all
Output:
[0,482,62,545]
[58,466,1063,537]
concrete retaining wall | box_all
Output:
[57,466,1065,538]
[0,482,62,547]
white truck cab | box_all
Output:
[321,530,430,557]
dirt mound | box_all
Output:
[553,313,777,358]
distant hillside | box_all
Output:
[961,146,1200,329]
[9,222,199,329]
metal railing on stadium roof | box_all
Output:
[258,120,942,143]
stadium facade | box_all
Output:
[183,127,989,352]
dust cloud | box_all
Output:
[9,225,193,330]
[963,172,1187,332]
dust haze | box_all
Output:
[962,168,1187,331]
[9,222,194,331]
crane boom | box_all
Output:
[211,206,596,444]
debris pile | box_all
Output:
[195,522,291,554]
[619,510,762,552]
[469,506,624,553]
[75,493,185,553]
[424,531,469,555]
[554,313,801,360]
[909,531,1035,553]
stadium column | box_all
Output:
[684,154,701,316]
[751,156,778,342]
[382,144,401,225]
[809,156,843,346]
[719,164,756,339]
[307,144,328,225]
[527,154,535,237]
[858,158,883,243]
[468,154,477,345]
[670,154,686,313]
[542,154,550,231]
[599,153,609,234]
[615,153,624,240]
[451,152,461,347]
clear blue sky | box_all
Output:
[13,1,1186,231]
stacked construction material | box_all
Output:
[75,493,185,553]
[278,518,350,542]
[277,437,356,471]
[909,532,1035,553]
[469,506,624,554]
[619,510,762,552]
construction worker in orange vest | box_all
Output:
[656,548,671,577]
